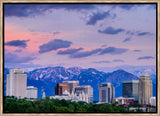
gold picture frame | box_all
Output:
[0,0,159,115]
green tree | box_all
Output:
[4,96,132,113]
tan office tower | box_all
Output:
[99,82,115,103]
[139,74,153,105]
[63,81,79,94]
[6,69,27,98]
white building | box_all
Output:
[75,85,93,103]
[50,90,71,100]
[27,86,37,99]
[6,68,27,98]
[150,97,156,106]
[50,85,93,103]
[99,82,115,103]
[50,89,90,103]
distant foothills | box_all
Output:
[4,66,157,101]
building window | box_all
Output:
[102,90,106,102]
[108,88,110,102]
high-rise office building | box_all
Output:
[75,85,93,103]
[27,86,38,99]
[123,80,139,101]
[6,68,27,98]
[139,74,153,104]
[98,82,115,103]
[55,82,70,95]
[63,81,79,94]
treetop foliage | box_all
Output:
[4,96,140,113]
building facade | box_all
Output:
[112,97,136,105]
[55,82,70,95]
[123,80,139,101]
[150,97,156,106]
[98,83,115,103]
[27,86,37,99]
[6,68,27,98]
[75,85,93,103]
[50,90,71,101]
[139,74,153,104]
[63,81,79,94]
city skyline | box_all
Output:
[4,4,156,72]
[6,68,155,106]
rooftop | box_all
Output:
[27,86,37,89]
[76,85,91,88]
[123,80,139,83]
[140,74,150,77]
[9,68,24,74]
[150,96,156,99]
[63,81,79,83]
[99,82,112,85]
[27,86,35,88]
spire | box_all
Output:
[82,91,85,101]
[42,91,46,98]
[63,90,70,96]
[85,94,88,103]
[79,93,82,101]
[71,91,74,99]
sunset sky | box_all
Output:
[4,4,156,72]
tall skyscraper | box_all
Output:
[6,68,27,98]
[75,85,93,103]
[55,82,70,95]
[63,81,79,94]
[98,82,115,103]
[27,86,38,99]
[139,74,153,104]
[123,80,139,101]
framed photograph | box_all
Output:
[1,0,159,115]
